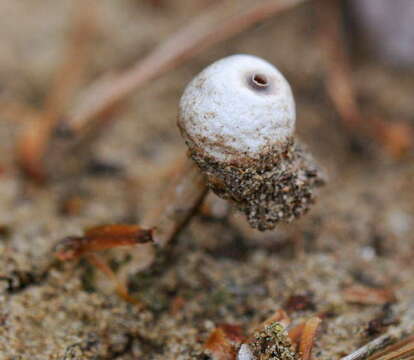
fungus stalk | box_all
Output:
[55,55,324,299]
[141,157,208,247]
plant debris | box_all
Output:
[0,0,413,359]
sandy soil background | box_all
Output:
[0,1,413,359]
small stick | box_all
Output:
[369,335,414,360]
[340,334,393,360]
[142,157,208,248]
[16,0,97,181]
[339,333,411,360]
[315,0,362,130]
[21,0,308,181]
[373,343,414,360]
[315,0,413,157]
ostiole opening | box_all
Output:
[249,73,269,90]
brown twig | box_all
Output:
[19,0,308,181]
[16,0,97,182]
[340,334,395,360]
[340,334,414,360]
[315,0,413,158]
[315,0,362,130]
[369,335,414,360]
[141,157,208,248]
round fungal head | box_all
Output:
[178,54,295,163]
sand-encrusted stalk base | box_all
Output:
[189,138,325,231]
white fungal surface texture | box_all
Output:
[237,344,256,360]
[178,54,296,162]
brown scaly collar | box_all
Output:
[188,137,325,231]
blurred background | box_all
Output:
[0,1,413,359]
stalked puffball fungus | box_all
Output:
[54,54,326,305]
[178,54,324,231]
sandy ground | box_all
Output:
[0,1,413,359]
